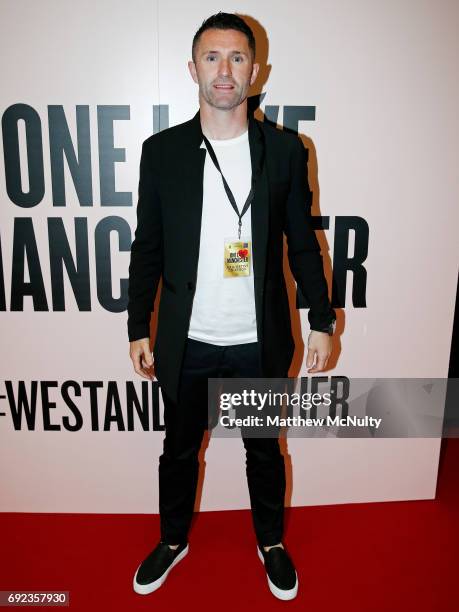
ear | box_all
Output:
[188,60,199,84]
[250,62,260,86]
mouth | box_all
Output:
[213,84,235,90]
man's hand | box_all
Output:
[306,331,332,373]
[129,338,155,380]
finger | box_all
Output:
[140,358,154,380]
[140,362,154,379]
[140,365,155,380]
[134,362,151,379]
[138,369,153,380]
[132,350,153,380]
[140,356,153,370]
[306,348,316,368]
[131,350,142,372]
[309,354,328,373]
[142,347,154,368]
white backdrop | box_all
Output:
[0,0,458,513]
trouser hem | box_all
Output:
[160,535,188,546]
[257,533,284,547]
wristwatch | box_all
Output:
[315,319,336,336]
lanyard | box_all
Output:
[202,127,264,239]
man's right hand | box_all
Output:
[129,338,155,380]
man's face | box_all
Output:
[188,28,259,111]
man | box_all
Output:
[127,12,336,601]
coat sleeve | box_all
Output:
[127,138,163,341]
[283,136,336,331]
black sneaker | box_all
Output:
[257,544,298,600]
[133,541,189,594]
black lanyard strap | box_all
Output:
[202,128,264,239]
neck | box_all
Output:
[199,98,248,140]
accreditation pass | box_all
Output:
[223,237,251,277]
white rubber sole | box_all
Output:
[133,544,189,595]
[257,546,298,601]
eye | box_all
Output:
[206,55,217,61]
[233,55,243,63]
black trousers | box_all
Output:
[158,338,286,547]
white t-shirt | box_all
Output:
[187,127,258,345]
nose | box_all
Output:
[218,58,232,77]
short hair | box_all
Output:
[192,12,256,62]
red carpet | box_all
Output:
[1,438,458,611]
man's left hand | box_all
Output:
[306,331,333,372]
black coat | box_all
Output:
[127,109,335,402]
